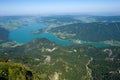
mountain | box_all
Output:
[0,16,120,80]
[49,22,120,42]
[0,38,120,80]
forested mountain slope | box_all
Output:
[0,38,120,80]
[49,22,120,42]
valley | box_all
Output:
[0,15,120,80]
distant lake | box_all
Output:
[9,23,110,47]
[9,23,73,46]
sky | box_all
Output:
[0,0,120,16]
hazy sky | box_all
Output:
[0,0,120,16]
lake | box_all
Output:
[9,23,110,47]
[9,23,73,46]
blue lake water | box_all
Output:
[9,23,111,47]
[9,23,73,46]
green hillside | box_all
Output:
[49,22,120,42]
[0,62,39,80]
[0,38,120,80]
